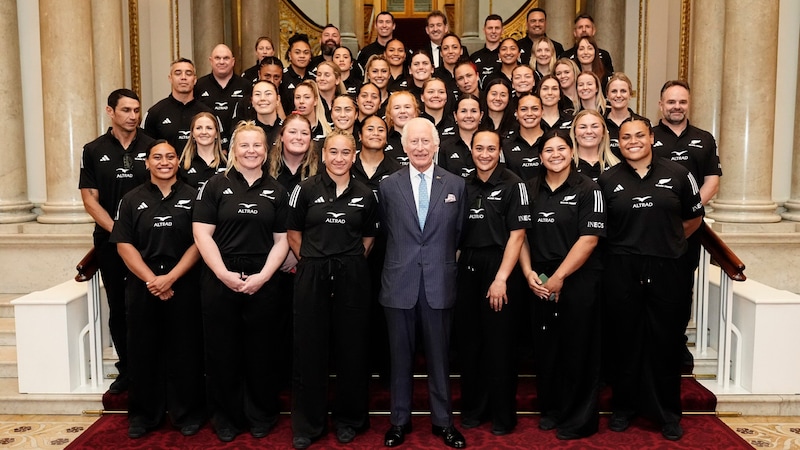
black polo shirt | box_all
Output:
[501,133,544,182]
[541,112,573,134]
[279,66,316,116]
[179,156,226,191]
[576,158,611,183]
[598,157,704,259]
[144,95,213,154]
[438,135,475,179]
[606,109,646,160]
[469,46,501,85]
[110,179,197,264]
[653,120,722,188]
[351,152,402,194]
[242,64,260,85]
[194,74,252,148]
[79,128,153,236]
[193,168,289,257]
[274,159,305,194]
[433,66,461,101]
[387,73,409,94]
[287,171,379,258]
[343,75,362,97]
[517,35,565,65]
[356,40,387,70]
[526,171,605,268]
[384,129,407,167]
[254,116,283,150]
[419,112,457,138]
[462,167,531,249]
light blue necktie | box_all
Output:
[418,173,429,229]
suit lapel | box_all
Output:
[427,166,448,217]
[396,167,417,215]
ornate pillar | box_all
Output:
[539,0,574,52]
[91,0,124,133]
[688,0,724,138]
[192,0,224,76]
[460,0,481,54]
[0,0,36,223]
[708,1,781,223]
[782,40,800,221]
[587,0,625,71]
[240,0,270,69]
[339,0,357,55]
[37,0,95,224]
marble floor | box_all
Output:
[0,414,798,449]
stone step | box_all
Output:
[0,294,17,318]
[0,377,103,415]
[0,318,14,346]
[0,346,17,378]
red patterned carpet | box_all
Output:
[67,413,750,449]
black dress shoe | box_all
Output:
[292,436,312,449]
[431,425,466,449]
[460,417,481,429]
[251,416,278,438]
[384,423,412,447]
[661,422,684,441]
[128,425,147,439]
[216,427,237,443]
[609,413,631,432]
[538,416,558,431]
[556,429,583,440]
[491,426,512,436]
[180,423,201,436]
[109,375,129,394]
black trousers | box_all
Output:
[291,255,371,439]
[455,247,522,431]
[604,254,687,426]
[95,235,128,375]
[531,263,601,437]
[127,263,205,429]
[201,256,287,433]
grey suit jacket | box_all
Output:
[378,165,466,309]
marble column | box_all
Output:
[339,0,358,56]
[91,0,124,133]
[460,0,482,54]
[37,0,96,224]
[0,0,36,223]
[192,0,225,76]
[688,0,725,138]
[707,1,781,223]
[781,40,800,221]
[539,0,575,53]
[240,0,270,70]
[587,0,625,71]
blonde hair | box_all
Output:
[180,112,226,171]
[315,61,345,96]
[295,80,333,136]
[570,109,619,172]
[268,113,318,181]
[530,36,557,75]
[225,121,266,176]
[577,71,607,115]
[384,91,420,131]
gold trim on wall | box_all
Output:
[679,0,690,81]
[501,1,538,41]
[636,0,647,115]
[279,0,324,60]
[129,0,141,98]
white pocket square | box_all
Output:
[445,194,457,203]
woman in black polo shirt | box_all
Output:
[193,121,290,443]
[456,130,530,435]
[519,129,606,440]
[287,130,379,449]
[111,140,204,439]
[179,112,227,189]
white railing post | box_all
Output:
[86,276,104,389]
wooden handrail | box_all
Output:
[75,247,98,282]
[696,221,746,282]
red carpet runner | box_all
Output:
[69,377,750,448]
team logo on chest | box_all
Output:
[655,178,673,189]
[469,207,485,220]
[116,168,134,179]
[215,101,229,111]
[178,130,191,140]
[632,196,654,208]
[522,157,540,167]
[238,202,258,214]
[153,215,173,227]
[688,139,703,148]
[671,150,689,161]
[537,211,556,223]
[174,199,192,209]
[560,194,577,206]
[259,189,276,200]
[347,197,364,208]
[486,189,503,201]
[326,212,346,224]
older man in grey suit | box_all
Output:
[378,118,467,448]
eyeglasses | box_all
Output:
[123,153,133,170]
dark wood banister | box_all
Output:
[75,247,98,282]
[696,221,747,282]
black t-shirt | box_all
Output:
[194,74,253,148]
[110,179,197,264]
[287,171,379,258]
[598,157,704,258]
[470,46,501,86]
[179,155,226,191]
[462,168,531,249]
[193,168,288,257]
[501,133,544,182]
[384,129,407,167]
[653,120,722,188]
[438,135,475,179]
[79,128,154,236]
[144,95,213,154]
[526,171,605,268]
